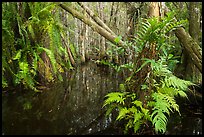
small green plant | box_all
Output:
[103,91,151,134]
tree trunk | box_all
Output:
[174,27,202,73]
[182,2,202,83]
[80,4,87,63]
[78,2,116,36]
[98,2,106,59]
[59,3,125,47]
[74,18,79,58]
[129,2,161,104]
[162,3,202,74]
[67,45,76,67]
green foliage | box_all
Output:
[114,35,122,44]
[103,91,150,134]
[23,101,32,110]
[119,84,126,92]
[96,59,134,73]
[2,2,75,91]
[103,57,194,134]
[149,92,180,134]
[38,47,57,74]
[102,12,193,134]
[103,51,194,135]
[133,11,187,53]
[103,92,127,107]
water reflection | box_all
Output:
[2,61,202,135]
[166,104,202,135]
[2,61,124,135]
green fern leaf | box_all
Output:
[152,110,167,134]
[133,112,142,123]
[105,104,117,117]
[119,84,126,92]
[38,47,57,74]
[177,90,188,98]
[103,92,126,107]
[132,100,142,107]
[134,121,141,133]
[116,107,129,121]
[13,50,22,60]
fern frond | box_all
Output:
[103,92,127,107]
[37,47,57,74]
[125,119,134,134]
[157,86,176,97]
[133,111,142,123]
[132,100,142,108]
[2,76,8,88]
[162,94,180,115]
[153,111,167,134]
[164,19,187,34]
[105,104,117,117]
[30,50,38,76]
[165,76,194,91]
[151,92,180,134]
[116,107,129,121]
[151,109,168,133]
[177,89,188,98]
[134,121,141,133]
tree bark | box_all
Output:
[189,2,200,44]
[175,27,202,73]
[98,2,106,59]
[78,2,116,36]
[182,2,202,83]
[67,45,76,67]
[162,3,202,74]
[80,5,87,63]
[58,3,125,48]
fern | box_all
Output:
[133,12,187,53]
[102,10,193,135]
[31,50,38,76]
[164,76,194,91]
[150,92,180,134]
[157,86,176,97]
[105,104,118,117]
[116,107,129,121]
[103,92,127,107]
[103,91,150,134]
[37,47,57,74]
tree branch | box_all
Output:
[77,2,116,36]
[58,3,125,47]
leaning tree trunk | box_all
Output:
[78,2,116,36]
[163,2,202,101]
[80,5,87,63]
[182,2,202,83]
[175,27,202,74]
[162,3,202,74]
[58,3,125,48]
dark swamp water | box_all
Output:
[2,61,202,135]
